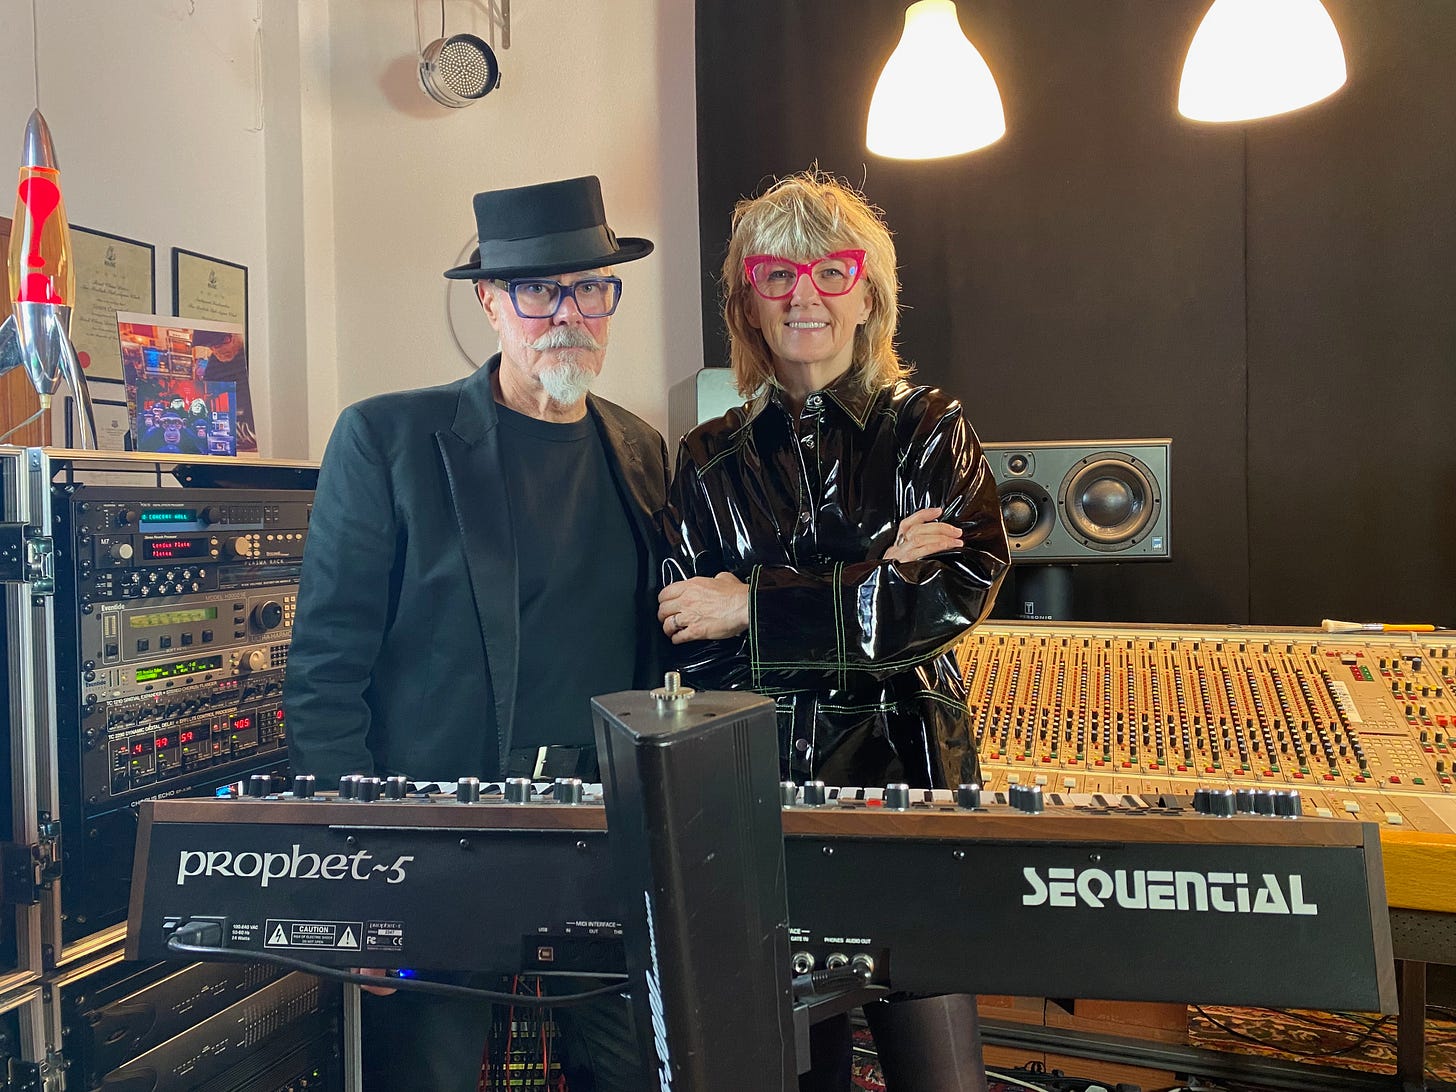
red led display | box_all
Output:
[142,536,208,560]
[180,730,195,744]
[232,716,253,731]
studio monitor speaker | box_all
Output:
[982,438,1171,563]
[668,367,743,446]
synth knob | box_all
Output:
[884,783,911,811]
[504,777,532,804]
[252,601,284,631]
[385,775,410,800]
[246,773,270,798]
[199,505,223,526]
[338,775,361,801]
[1253,790,1276,816]
[1207,789,1236,817]
[357,777,382,802]
[229,536,253,557]
[1008,783,1026,809]
[956,783,983,810]
[108,541,135,561]
[1235,789,1255,814]
[456,777,481,804]
[1022,786,1045,814]
[238,650,267,673]
[291,774,316,799]
[553,777,584,805]
[802,780,828,807]
[780,781,799,808]
[1274,790,1302,818]
[1193,788,1211,814]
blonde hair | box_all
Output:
[721,170,908,400]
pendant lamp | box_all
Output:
[1179,0,1346,122]
[866,0,1005,159]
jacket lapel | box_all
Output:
[436,357,518,773]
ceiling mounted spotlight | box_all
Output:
[415,0,507,108]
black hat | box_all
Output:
[443,175,654,281]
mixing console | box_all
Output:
[962,623,1456,838]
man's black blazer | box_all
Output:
[284,356,670,784]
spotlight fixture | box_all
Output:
[415,0,505,108]
[1179,0,1346,122]
[866,0,1005,160]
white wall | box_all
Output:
[0,0,702,456]
[323,0,702,445]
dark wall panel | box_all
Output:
[1245,0,1456,627]
[695,0,1456,627]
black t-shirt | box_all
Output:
[496,403,641,748]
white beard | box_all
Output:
[539,361,596,406]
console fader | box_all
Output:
[962,623,1456,837]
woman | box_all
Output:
[657,171,1010,1091]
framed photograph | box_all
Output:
[71,226,156,382]
[168,249,256,453]
[116,312,247,456]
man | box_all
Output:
[285,176,664,1092]
[193,330,257,451]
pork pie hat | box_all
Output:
[443,175,654,280]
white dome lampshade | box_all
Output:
[1179,0,1347,122]
[866,0,1006,159]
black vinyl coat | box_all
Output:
[663,374,1010,788]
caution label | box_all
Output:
[264,918,363,950]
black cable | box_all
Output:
[167,928,628,1008]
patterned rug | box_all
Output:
[1188,1005,1456,1084]
[851,1006,1456,1089]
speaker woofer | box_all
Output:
[997,479,1055,552]
[1059,453,1160,550]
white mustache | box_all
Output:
[528,327,602,352]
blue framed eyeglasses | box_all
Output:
[498,276,623,319]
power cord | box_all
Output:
[167,922,628,1008]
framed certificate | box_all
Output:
[71,226,157,382]
[172,248,248,336]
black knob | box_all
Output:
[456,777,481,804]
[1208,789,1236,817]
[291,774,316,799]
[199,506,223,526]
[1023,786,1045,814]
[1274,790,1302,818]
[385,775,410,800]
[1235,789,1255,813]
[357,777,382,802]
[338,775,361,800]
[1253,790,1275,815]
[956,783,982,809]
[884,783,910,811]
[252,601,284,630]
[802,780,828,807]
[1193,788,1211,814]
[553,777,584,804]
[504,777,532,804]
[246,774,270,798]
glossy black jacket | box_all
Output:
[663,374,1010,788]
